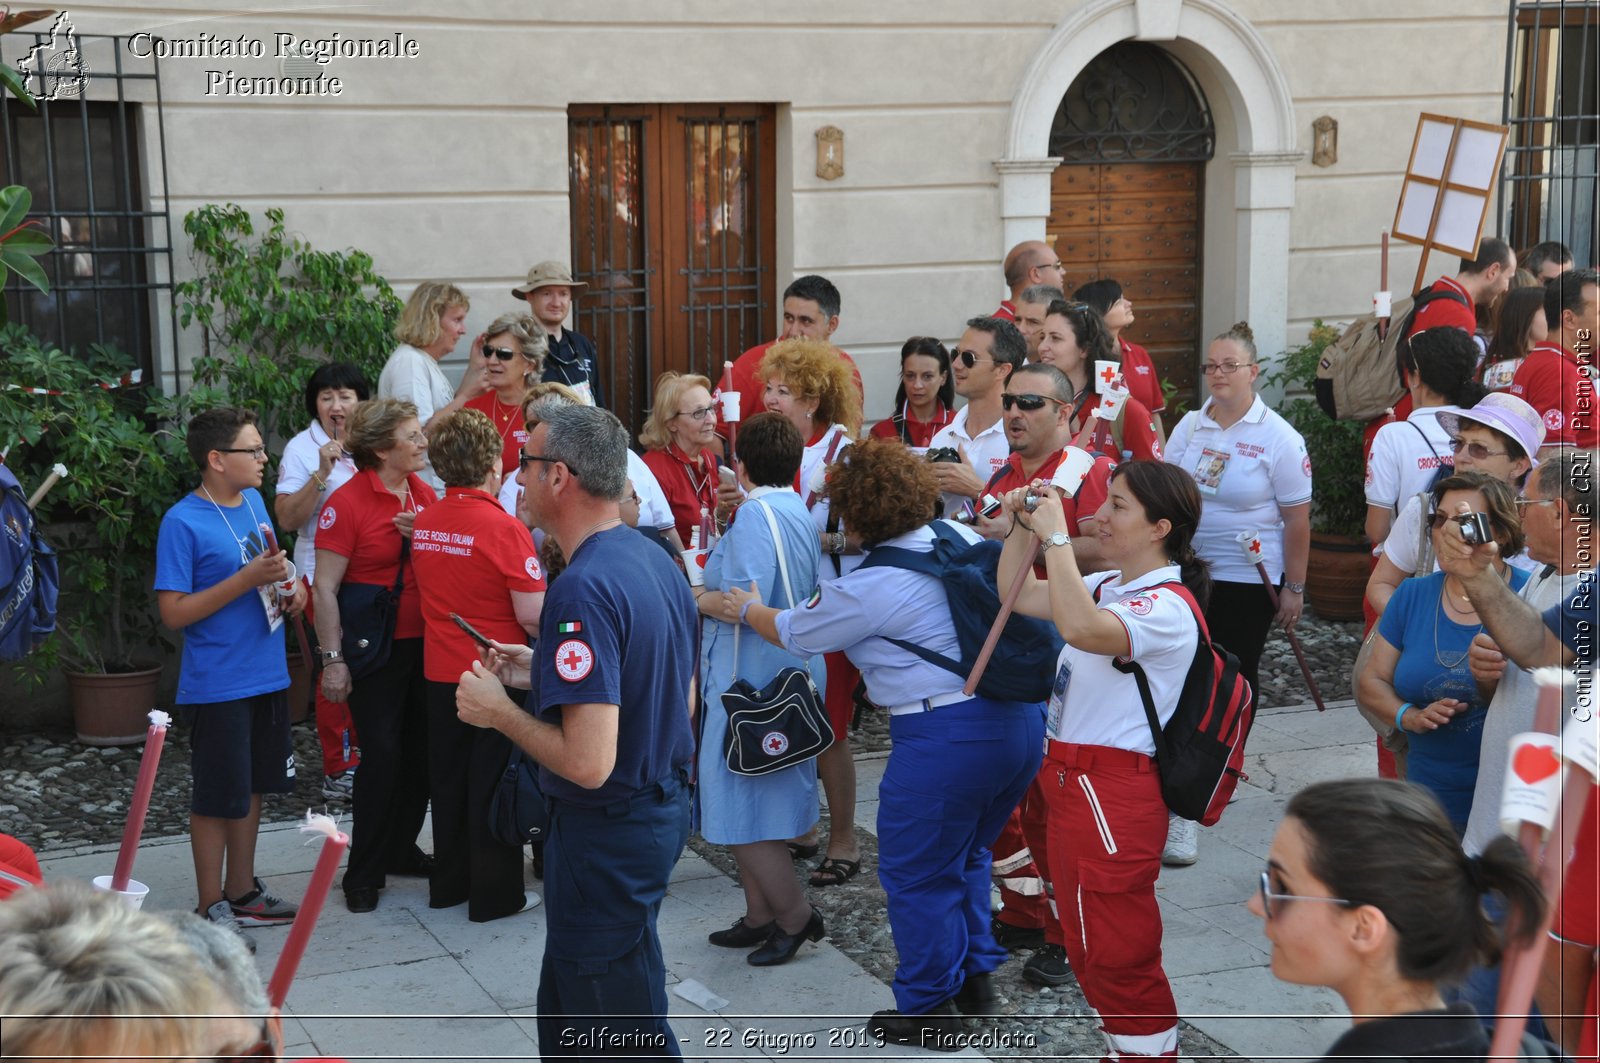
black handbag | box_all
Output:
[336,539,408,680]
[488,745,547,846]
[720,500,833,777]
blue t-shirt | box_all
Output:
[1380,568,1531,828]
[533,524,695,807]
[154,488,289,704]
[1544,568,1597,662]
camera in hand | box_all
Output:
[925,446,962,464]
[1454,511,1493,546]
[1023,489,1056,513]
[953,493,1003,524]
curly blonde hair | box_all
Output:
[428,408,503,488]
[483,311,549,382]
[825,435,937,545]
[346,398,420,471]
[638,371,713,451]
[394,281,469,348]
[759,339,862,434]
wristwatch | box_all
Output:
[1040,531,1071,552]
[320,649,345,664]
[1284,581,1306,594]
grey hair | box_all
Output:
[541,402,628,500]
[1011,361,1074,403]
[1018,284,1065,307]
[166,911,268,1017]
[1536,448,1600,521]
[483,311,549,381]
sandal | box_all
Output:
[810,857,862,887]
[786,841,820,860]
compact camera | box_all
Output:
[925,446,963,464]
[954,494,1003,524]
[1454,511,1493,546]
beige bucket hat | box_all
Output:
[512,261,587,300]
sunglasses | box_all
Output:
[1002,393,1067,412]
[1448,436,1508,460]
[481,343,522,362]
[954,349,993,369]
[1257,869,1352,920]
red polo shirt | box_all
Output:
[1554,785,1600,1062]
[993,300,1017,322]
[463,392,528,475]
[639,444,721,546]
[1118,338,1165,414]
[723,340,863,439]
[1406,276,1476,337]
[868,404,955,449]
[314,469,436,639]
[985,450,1114,536]
[1510,342,1599,448]
[410,487,545,682]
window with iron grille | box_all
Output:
[1501,1,1598,267]
[0,30,174,376]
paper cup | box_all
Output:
[719,391,741,423]
[1049,446,1098,499]
[681,548,707,588]
[276,559,299,600]
[92,874,150,910]
[1093,360,1125,395]
[1500,732,1564,836]
[1236,530,1265,566]
[1373,290,1393,318]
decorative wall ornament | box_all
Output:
[1312,115,1337,167]
[815,125,844,180]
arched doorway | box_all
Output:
[1047,42,1214,404]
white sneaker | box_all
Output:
[1162,813,1198,867]
[517,891,542,914]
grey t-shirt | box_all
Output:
[1462,565,1586,855]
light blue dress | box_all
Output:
[696,487,826,845]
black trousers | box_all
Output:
[425,680,526,922]
[342,638,430,891]
[1202,579,1278,697]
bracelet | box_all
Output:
[1394,702,1414,732]
[829,531,846,555]
[739,600,755,624]
[312,472,328,491]
[1284,581,1306,594]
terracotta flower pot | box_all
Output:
[1305,531,1370,622]
[67,663,164,747]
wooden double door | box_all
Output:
[568,104,777,435]
[1047,160,1204,404]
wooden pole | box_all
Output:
[1378,231,1392,341]
[964,538,1038,697]
[1248,560,1326,711]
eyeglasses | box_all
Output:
[1040,259,1066,273]
[621,492,642,507]
[1258,869,1353,920]
[1002,393,1067,412]
[1448,437,1508,460]
[1515,496,1557,509]
[676,405,716,422]
[954,349,993,369]
[1201,362,1251,376]
[519,453,560,471]
[217,445,268,459]
[481,343,521,362]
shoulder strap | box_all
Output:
[803,428,849,510]
[1413,490,1436,574]
[731,499,808,682]
[1101,578,1207,764]
[393,536,410,596]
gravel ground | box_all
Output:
[0,612,1360,1060]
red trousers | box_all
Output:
[993,774,1061,944]
[302,578,360,777]
[1043,743,1177,1060]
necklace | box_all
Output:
[1433,578,1486,670]
[670,443,714,507]
[571,516,622,557]
[489,393,521,442]
[199,485,261,566]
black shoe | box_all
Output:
[344,886,379,914]
[388,851,435,878]
[951,971,999,1016]
[867,1000,963,1051]
[1021,942,1073,986]
[708,916,775,948]
[747,907,825,966]
[990,916,1046,951]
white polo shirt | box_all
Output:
[1366,407,1454,513]
[496,447,675,535]
[929,403,1009,517]
[1165,395,1312,584]
[800,424,863,578]
[377,343,454,492]
[276,421,358,582]
[1047,565,1199,754]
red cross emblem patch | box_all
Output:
[762,731,790,756]
[554,639,594,682]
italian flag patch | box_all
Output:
[556,621,582,634]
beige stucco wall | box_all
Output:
[57,0,1508,416]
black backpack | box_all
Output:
[859,521,1063,704]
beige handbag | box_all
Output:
[1353,625,1408,778]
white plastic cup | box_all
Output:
[1500,732,1564,836]
[276,559,299,600]
[720,390,741,423]
[681,547,707,588]
[1373,290,1393,318]
[92,874,150,910]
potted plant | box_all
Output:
[1260,321,1370,621]
[0,326,211,742]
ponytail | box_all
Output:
[1109,461,1208,606]
[1176,544,1213,612]
[1466,835,1547,968]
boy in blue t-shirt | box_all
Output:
[154,408,308,947]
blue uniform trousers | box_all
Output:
[877,697,1045,1013]
[537,770,691,1059]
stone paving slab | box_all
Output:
[33,696,1379,1061]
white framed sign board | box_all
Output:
[1392,113,1509,291]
